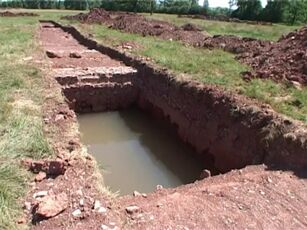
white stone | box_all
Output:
[24,201,31,211]
[79,199,84,207]
[133,191,141,197]
[97,207,107,213]
[33,191,48,198]
[72,209,82,217]
[94,200,101,210]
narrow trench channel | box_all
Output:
[41,21,210,195]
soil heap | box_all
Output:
[239,26,307,85]
[63,8,208,46]
[63,9,307,85]
[63,8,111,24]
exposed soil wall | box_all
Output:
[46,21,307,174]
[63,82,138,113]
[54,68,139,113]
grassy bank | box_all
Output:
[144,13,300,41]
[0,17,51,229]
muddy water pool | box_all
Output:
[78,108,203,195]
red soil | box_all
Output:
[0,11,38,17]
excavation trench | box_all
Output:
[41,21,307,195]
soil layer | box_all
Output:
[0,11,38,17]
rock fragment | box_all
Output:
[35,171,47,182]
[34,192,68,218]
[199,169,211,179]
[69,52,82,58]
[33,191,48,199]
[72,209,82,217]
[133,191,141,197]
[46,50,61,58]
[125,205,140,214]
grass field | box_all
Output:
[0,16,52,229]
[72,22,307,122]
[0,9,306,229]
[144,13,300,41]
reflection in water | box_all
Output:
[78,108,203,195]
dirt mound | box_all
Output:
[181,23,202,31]
[63,8,208,46]
[112,14,207,46]
[239,26,307,85]
[63,8,111,24]
[63,9,306,85]
[203,35,272,54]
[0,11,38,17]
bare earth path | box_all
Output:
[27,22,307,230]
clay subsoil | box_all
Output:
[21,21,307,230]
[0,11,38,17]
[64,8,307,86]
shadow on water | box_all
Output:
[117,107,204,184]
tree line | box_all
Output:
[232,0,307,25]
[0,0,306,25]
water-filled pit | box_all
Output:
[44,20,307,200]
[78,108,204,195]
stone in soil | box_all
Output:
[46,50,62,58]
[69,52,82,58]
[125,205,140,214]
[34,192,68,218]
[35,171,47,182]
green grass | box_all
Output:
[71,22,307,122]
[0,17,52,229]
[143,13,300,41]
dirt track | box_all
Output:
[23,21,307,230]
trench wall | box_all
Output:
[47,21,307,173]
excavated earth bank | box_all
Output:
[27,21,307,229]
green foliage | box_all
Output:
[100,0,156,13]
[156,0,206,15]
[64,0,88,10]
[229,0,307,24]
[283,0,307,25]
[232,0,263,20]
[260,0,284,23]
